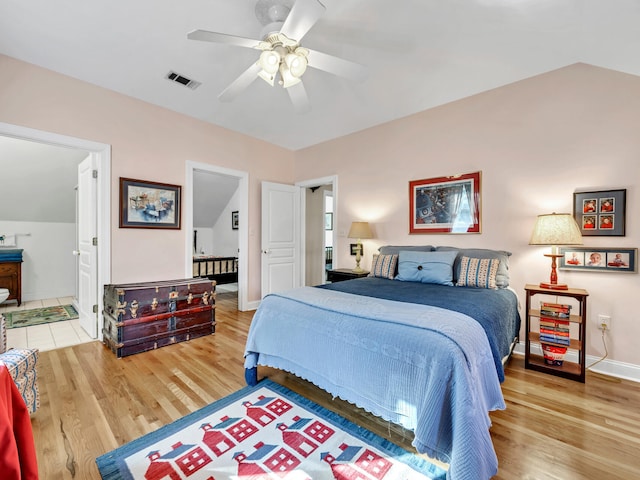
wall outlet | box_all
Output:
[597,314,611,330]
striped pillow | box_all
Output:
[457,256,499,289]
[369,254,398,280]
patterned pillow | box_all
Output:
[369,254,398,280]
[456,256,499,289]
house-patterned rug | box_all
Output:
[96,379,447,480]
[5,305,78,329]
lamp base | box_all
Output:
[352,266,365,274]
[539,282,569,290]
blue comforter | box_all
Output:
[319,277,521,382]
[244,283,516,480]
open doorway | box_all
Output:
[184,161,249,311]
[0,122,111,347]
[298,176,336,287]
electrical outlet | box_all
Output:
[597,314,611,331]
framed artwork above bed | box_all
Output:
[409,171,481,234]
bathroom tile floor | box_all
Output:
[1,296,95,352]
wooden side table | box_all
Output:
[0,255,22,306]
[326,268,370,283]
[524,284,588,382]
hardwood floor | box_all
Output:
[31,291,640,479]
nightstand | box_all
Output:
[524,284,588,382]
[326,268,370,283]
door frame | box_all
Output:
[184,161,249,311]
[0,122,111,338]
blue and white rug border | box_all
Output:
[96,378,446,479]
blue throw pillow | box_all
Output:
[396,250,458,285]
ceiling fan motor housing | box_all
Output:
[255,0,293,38]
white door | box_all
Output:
[77,155,98,338]
[261,182,301,297]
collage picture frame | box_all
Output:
[559,247,637,273]
[573,189,626,236]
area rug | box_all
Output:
[5,305,78,329]
[96,379,447,480]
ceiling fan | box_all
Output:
[187,0,367,113]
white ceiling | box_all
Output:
[1,0,640,151]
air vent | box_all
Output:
[166,71,201,90]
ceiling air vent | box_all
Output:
[166,71,201,90]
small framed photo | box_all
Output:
[573,189,626,236]
[409,171,481,234]
[350,243,363,256]
[231,211,239,230]
[559,247,637,273]
[119,178,181,229]
[325,212,333,230]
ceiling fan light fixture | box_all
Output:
[284,51,307,78]
[257,69,276,86]
[258,50,281,74]
[279,62,302,88]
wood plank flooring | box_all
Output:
[30,292,640,479]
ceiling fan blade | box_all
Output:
[218,62,262,102]
[306,48,367,82]
[287,82,311,114]
[187,29,262,49]
[280,0,326,41]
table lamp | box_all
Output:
[348,221,373,273]
[529,213,583,290]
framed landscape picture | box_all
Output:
[409,171,481,234]
[119,178,181,229]
[573,189,626,236]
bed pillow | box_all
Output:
[435,246,511,288]
[378,245,434,255]
[456,256,500,289]
[368,254,398,280]
[396,250,457,285]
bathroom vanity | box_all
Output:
[0,249,23,306]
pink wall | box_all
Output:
[0,54,295,302]
[2,53,639,370]
[295,63,640,369]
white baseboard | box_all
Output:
[513,342,640,383]
[244,300,260,311]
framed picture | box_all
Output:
[350,243,363,256]
[231,211,239,230]
[409,171,481,234]
[325,212,333,231]
[559,247,637,273]
[119,178,181,229]
[573,189,626,236]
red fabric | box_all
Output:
[0,365,38,479]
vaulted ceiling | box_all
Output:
[1,0,639,150]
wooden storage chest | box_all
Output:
[103,278,216,358]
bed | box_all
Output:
[192,255,238,285]
[244,246,520,480]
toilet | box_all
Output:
[0,288,9,304]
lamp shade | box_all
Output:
[348,222,373,239]
[529,213,583,246]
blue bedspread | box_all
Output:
[319,277,521,382]
[244,286,510,480]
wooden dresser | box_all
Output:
[0,249,23,306]
[102,278,216,358]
